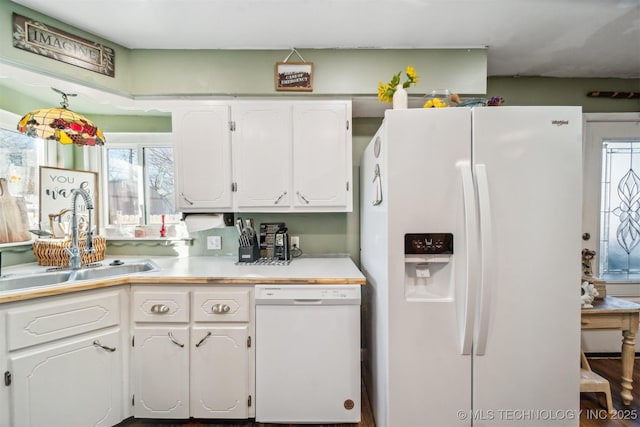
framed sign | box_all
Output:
[12,13,115,77]
[275,62,313,91]
[39,166,99,236]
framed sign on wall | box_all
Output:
[39,166,99,236]
[275,62,313,91]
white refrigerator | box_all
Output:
[360,107,582,427]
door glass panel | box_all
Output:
[600,139,640,275]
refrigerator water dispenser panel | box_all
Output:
[404,233,454,302]
[404,233,453,255]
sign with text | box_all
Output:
[39,166,99,235]
[12,13,115,77]
[275,62,313,91]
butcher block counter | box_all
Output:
[0,255,366,303]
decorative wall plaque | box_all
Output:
[12,13,115,77]
[275,62,313,92]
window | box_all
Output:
[104,133,179,229]
[0,128,41,231]
[583,116,640,279]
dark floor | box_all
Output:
[580,357,640,427]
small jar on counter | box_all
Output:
[134,226,146,238]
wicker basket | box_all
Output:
[33,236,106,267]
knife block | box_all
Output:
[238,239,260,263]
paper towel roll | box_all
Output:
[184,214,225,232]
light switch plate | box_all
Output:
[207,235,222,250]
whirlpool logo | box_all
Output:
[551,120,570,126]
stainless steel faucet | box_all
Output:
[65,188,95,270]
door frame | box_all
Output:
[582,112,640,278]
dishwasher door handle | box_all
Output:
[293,299,323,304]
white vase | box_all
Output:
[393,85,408,109]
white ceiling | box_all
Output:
[10,0,640,79]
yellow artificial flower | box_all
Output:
[405,66,419,86]
[377,66,420,103]
[423,97,448,108]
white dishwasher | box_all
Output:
[255,284,361,423]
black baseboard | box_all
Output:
[583,352,640,358]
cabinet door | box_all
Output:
[190,325,250,419]
[173,106,233,211]
[293,102,352,210]
[233,103,292,209]
[132,326,189,419]
[9,330,122,427]
[0,311,7,427]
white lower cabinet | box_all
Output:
[10,330,122,427]
[190,325,249,418]
[132,326,190,418]
[131,285,254,420]
[3,288,126,427]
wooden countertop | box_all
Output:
[0,255,366,304]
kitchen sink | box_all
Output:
[71,260,159,281]
[0,271,74,292]
[0,260,160,294]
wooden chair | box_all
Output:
[580,351,614,414]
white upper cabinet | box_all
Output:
[173,106,233,211]
[292,102,352,210]
[173,100,352,213]
[232,103,292,210]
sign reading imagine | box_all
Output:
[12,13,115,77]
[275,62,313,91]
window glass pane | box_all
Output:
[143,146,179,224]
[0,129,39,229]
[600,140,640,275]
[107,148,140,225]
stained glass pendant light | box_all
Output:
[17,88,106,146]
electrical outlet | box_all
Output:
[207,235,222,250]
[291,235,300,248]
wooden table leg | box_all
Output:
[621,329,636,405]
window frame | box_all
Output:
[0,109,45,246]
[100,132,174,232]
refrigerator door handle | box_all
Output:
[474,164,494,356]
[458,161,478,355]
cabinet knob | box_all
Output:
[212,303,231,314]
[150,304,170,314]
